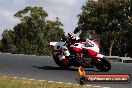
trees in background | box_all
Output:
[1,6,65,55]
[1,1,132,57]
[75,0,132,57]
[1,30,16,53]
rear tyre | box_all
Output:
[53,54,71,69]
[94,58,111,72]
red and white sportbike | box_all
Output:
[49,38,111,72]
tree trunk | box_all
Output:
[109,31,122,56]
[109,38,116,56]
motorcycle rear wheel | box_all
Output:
[53,54,71,69]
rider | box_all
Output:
[60,32,78,65]
[60,32,87,65]
[60,32,96,66]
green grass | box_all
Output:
[0,76,102,88]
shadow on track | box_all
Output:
[32,66,77,71]
[32,66,102,72]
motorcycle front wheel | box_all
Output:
[94,58,111,72]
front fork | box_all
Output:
[93,54,104,63]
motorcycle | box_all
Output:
[49,38,111,72]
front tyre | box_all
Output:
[53,54,71,69]
[94,58,111,72]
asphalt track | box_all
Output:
[0,53,132,88]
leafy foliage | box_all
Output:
[75,0,132,56]
[1,6,65,56]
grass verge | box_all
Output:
[0,76,103,88]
